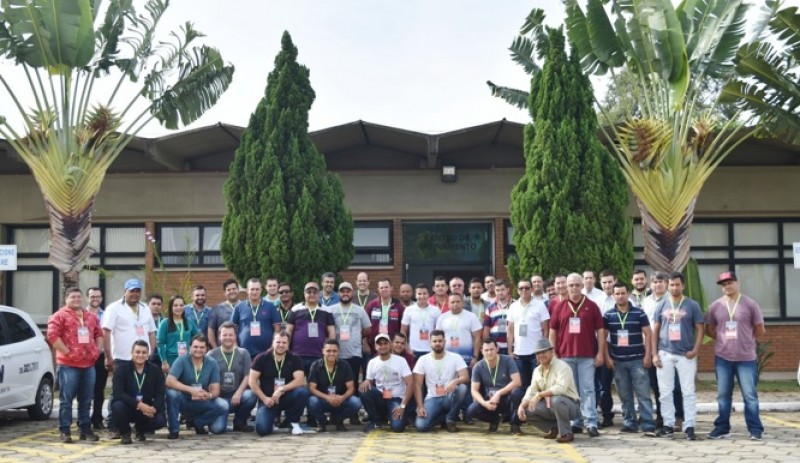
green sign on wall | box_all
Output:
[403,223,491,264]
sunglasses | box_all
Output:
[278,290,292,295]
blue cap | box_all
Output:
[124,278,143,291]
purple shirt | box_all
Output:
[287,307,335,357]
[705,294,764,362]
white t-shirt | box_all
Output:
[366,354,412,398]
[102,299,157,361]
[401,304,441,352]
[507,298,550,355]
[412,351,467,400]
[435,310,482,356]
[583,287,605,308]
[642,294,665,326]
[481,291,497,304]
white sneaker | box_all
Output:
[291,423,303,435]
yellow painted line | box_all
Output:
[0,446,62,460]
[0,430,52,447]
[561,443,588,463]
[763,415,800,429]
[352,430,379,463]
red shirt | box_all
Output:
[549,297,603,358]
[47,306,103,368]
[428,295,450,313]
[365,298,405,353]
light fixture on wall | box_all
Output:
[442,165,457,183]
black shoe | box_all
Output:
[316,424,327,433]
[135,433,146,442]
[107,430,120,439]
[60,433,73,444]
[349,416,361,425]
[620,426,638,433]
[587,426,600,437]
[685,427,697,441]
[660,426,674,438]
[643,429,658,437]
[446,422,458,433]
[510,423,522,435]
[79,431,100,441]
[306,417,318,427]
[91,420,106,430]
[571,425,584,434]
[194,426,208,435]
[277,420,290,429]
[488,417,501,433]
[335,421,347,432]
[233,423,254,432]
[600,417,614,428]
[120,434,133,445]
[655,416,664,429]
[167,432,179,440]
[363,422,382,433]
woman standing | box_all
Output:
[157,295,198,373]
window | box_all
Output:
[352,221,392,266]
[504,220,516,262]
[1,312,36,344]
[157,224,222,267]
[633,218,800,320]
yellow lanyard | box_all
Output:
[486,358,499,387]
[134,370,146,394]
[222,349,236,371]
[177,319,185,340]
[725,294,741,321]
[274,356,285,377]
[250,303,260,320]
[616,310,629,330]
[340,305,352,325]
[568,297,585,316]
[325,363,337,385]
[669,297,684,323]
[193,360,203,384]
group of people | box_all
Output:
[46,268,765,444]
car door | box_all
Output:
[0,314,12,408]
[0,310,42,407]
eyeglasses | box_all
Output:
[278,290,292,295]
[518,286,531,290]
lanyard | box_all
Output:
[193,360,203,384]
[669,297,683,323]
[325,362,337,386]
[193,308,204,324]
[381,303,390,322]
[322,294,333,305]
[486,358,499,387]
[274,356,285,378]
[221,349,236,372]
[75,309,85,327]
[250,303,260,321]
[134,370,146,394]
[725,294,741,321]
[568,296,585,316]
[309,308,318,323]
[357,292,369,307]
[340,305,352,325]
[279,308,290,323]
[177,319,185,340]
[616,310,629,330]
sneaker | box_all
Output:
[316,424,327,433]
[643,429,658,438]
[600,416,614,429]
[60,432,73,444]
[363,422,382,433]
[91,420,106,430]
[79,431,100,441]
[685,427,697,441]
[167,432,179,440]
[349,416,362,425]
[291,423,304,435]
[620,426,638,433]
[571,425,584,434]
[232,423,254,432]
[135,433,146,442]
[659,426,674,438]
[587,426,600,437]
[335,421,347,432]
[488,415,502,433]
[120,434,133,445]
[107,430,120,439]
[510,424,522,435]
[708,428,731,440]
[750,433,763,441]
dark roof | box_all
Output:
[0,120,797,174]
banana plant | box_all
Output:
[0,0,234,290]
[562,0,780,273]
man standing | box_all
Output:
[428,276,450,312]
[262,276,280,304]
[320,272,341,307]
[603,282,657,437]
[652,271,704,440]
[275,282,294,330]
[287,281,336,375]
[630,269,650,308]
[401,284,441,358]
[148,294,164,327]
[208,322,257,433]
[549,273,604,437]
[48,287,104,443]
[596,269,617,428]
[466,338,523,433]
[464,278,488,321]
[582,270,605,307]
[103,279,157,438]
[507,280,550,389]
[365,279,405,355]
[483,279,514,355]
[328,282,371,383]
[360,334,414,432]
[598,270,617,313]
[355,272,378,308]
[307,339,361,432]
[435,293,482,368]
[398,283,415,308]
[231,278,281,358]
[482,275,497,303]
[85,287,107,430]
[552,273,568,306]
[208,278,239,349]
[413,330,469,433]
[110,340,166,444]
[186,285,212,342]
[449,277,466,297]
[249,332,309,436]
[517,339,581,442]
[531,275,548,303]
[705,271,765,441]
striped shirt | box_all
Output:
[603,306,650,361]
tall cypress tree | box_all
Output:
[221,31,354,292]
[508,27,632,283]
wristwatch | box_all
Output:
[399,404,406,409]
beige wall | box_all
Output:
[1,165,799,225]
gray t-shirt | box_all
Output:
[471,354,519,397]
[208,301,235,335]
[207,347,251,397]
[653,297,704,355]
[327,303,371,359]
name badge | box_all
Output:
[136,395,143,402]
[382,388,393,399]
[77,326,90,344]
[419,329,429,340]
[617,330,629,347]
[327,386,337,395]
[308,323,319,338]
[223,371,235,387]
[379,321,389,334]
[724,321,738,340]
[135,325,145,337]
[274,378,286,390]
[435,384,446,397]
[450,336,460,348]
[486,387,498,398]
[340,325,351,341]
[569,317,581,334]
[177,341,187,356]
[518,323,528,337]
[497,318,507,332]
[250,321,261,337]
[668,323,681,341]
[191,383,203,390]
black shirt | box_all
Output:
[112,361,165,413]
[308,358,354,395]
[251,351,303,396]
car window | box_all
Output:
[0,312,36,344]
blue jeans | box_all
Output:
[466,388,525,425]
[255,387,310,436]
[360,387,409,432]
[514,354,538,389]
[713,356,763,435]
[595,364,614,420]
[166,389,229,434]
[307,395,362,425]
[58,365,96,434]
[613,359,655,431]
[563,357,597,428]
[414,384,467,432]
[213,390,258,430]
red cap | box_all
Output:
[716,271,737,285]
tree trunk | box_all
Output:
[45,199,94,296]
[638,197,696,274]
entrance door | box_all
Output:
[402,222,493,287]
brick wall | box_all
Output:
[696,324,800,373]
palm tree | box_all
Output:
[0,0,234,289]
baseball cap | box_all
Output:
[716,271,737,285]
[375,334,391,344]
[338,282,353,291]
[124,278,143,291]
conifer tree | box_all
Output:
[222,31,354,293]
[508,28,632,283]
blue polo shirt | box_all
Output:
[186,305,211,337]
[169,354,220,396]
[603,305,650,361]
[231,300,280,357]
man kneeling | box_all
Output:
[413,330,469,433]
[307,339,361,432]
[111,340,166,444]
[165,335,229,438]
[467,338,524,434]
[518,339,581,443]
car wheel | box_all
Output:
[27,376,54,420]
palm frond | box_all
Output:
[487,81,529,110]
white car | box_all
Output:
[0,305,54,419]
